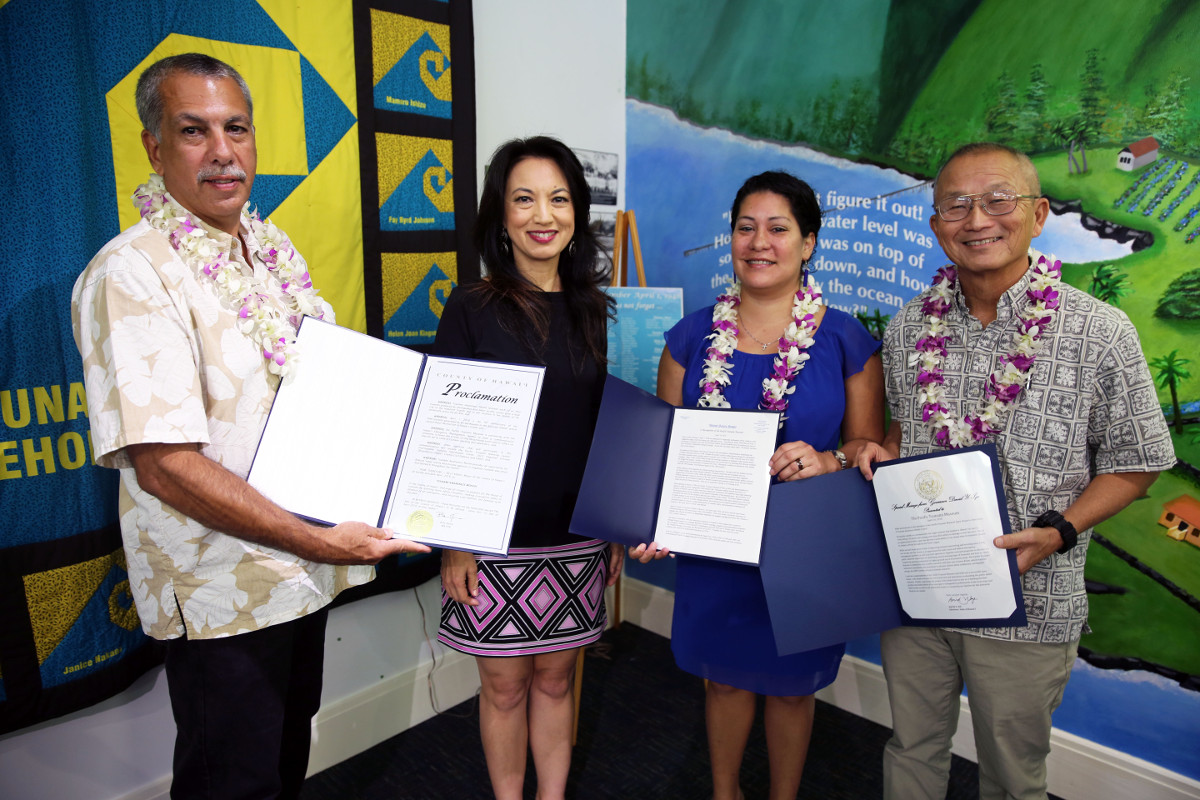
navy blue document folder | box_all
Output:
[759,444,1026,656]
[569,375,776,563]
[569,376,677,547]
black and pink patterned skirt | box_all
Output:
[437,539,610,657]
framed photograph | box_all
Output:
[574,148,619,206]
[590,210,617,271]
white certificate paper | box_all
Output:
[247,318,544,555]
[872,450,1016,620]
[652,408,779,564]
[384,357,542,553]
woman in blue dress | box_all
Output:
[634,171,884,799]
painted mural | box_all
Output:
[625,0,1200,780]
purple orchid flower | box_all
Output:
[916,369,945,386]
[1007,352,1036,371]
[923,295,953,316]
[968,415,992,439]
[933,266,957,286]
[987,376,1023,404]
[921,402,948,422]
[916,335,948,355]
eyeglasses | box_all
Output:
[933,190,1040,221]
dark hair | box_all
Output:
[933,142,1041,198]
[471,136,614,366]
[729,171,822,266]
[136,53,253,139]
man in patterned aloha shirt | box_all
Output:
[71,53,429,799]
[857,142,1174,800]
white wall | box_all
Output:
[0,4,627,799]
[473,0,627,209]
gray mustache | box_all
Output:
[197,166,247,182]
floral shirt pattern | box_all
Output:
[72,216,372,640]
[882,251,1175,644]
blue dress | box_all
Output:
[664,304,880,696]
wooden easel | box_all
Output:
[611,209,647,288]
[600,205,647,632]
[572,209,646,746]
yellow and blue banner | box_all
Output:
[355,0,477,346]
[0,0,471,734]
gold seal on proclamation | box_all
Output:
[406,510,434,535]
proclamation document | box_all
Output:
[652,408,779,564]
[384,357,542,554]
[247,318,544,555]
[871,449,1016,620]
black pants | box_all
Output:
[164,607,329,800]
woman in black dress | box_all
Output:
[434,136,620,800]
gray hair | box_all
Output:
[932,142,1041,199]
[135,53,253,140]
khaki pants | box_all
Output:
[880,627,1078,800]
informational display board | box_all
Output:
[605,286,684,394]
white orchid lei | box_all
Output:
[912,254,1062,448]
[133,174,324,379]
[699,277,823,422]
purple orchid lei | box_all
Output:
[699,277,823,423]
[911,254,1062,448]
[133,174,324,380]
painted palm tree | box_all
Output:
[1051,119,1081,174]
[866,309,890,339]
[1051,116,1095,175]
[1150,350,1192,434]
[1088,263,1131,306]
[1074,117,1096,173]
[854,309,890,340]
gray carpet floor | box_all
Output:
[300,623,1056,799]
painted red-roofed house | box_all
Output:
[1117,136,1160,171]
[1157,494,1200,548]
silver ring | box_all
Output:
[795,457,803,470]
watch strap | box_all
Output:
[1034,509,1078,554]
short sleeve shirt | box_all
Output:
[881,251,1175,644]
[71,215,373,640]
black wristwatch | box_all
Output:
[1034,509,1078,554]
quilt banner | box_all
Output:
[0,0,466,734]
[354,0,478,346]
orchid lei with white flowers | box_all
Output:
[699,277,823,421]
[133,174,324,379]
[912,253,1062,448]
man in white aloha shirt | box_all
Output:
[71,53,428,799]
[857,142,1174,800]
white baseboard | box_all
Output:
[93,644,486,800]
[309,645,481,776]
[617,572,674,638]
[307,585,620,779]
[123,577,1193,800]
[617,578,1200,800]
[119,777,171,800]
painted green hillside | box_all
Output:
[627,0,980,152]
[1034,149,1200,405]
[630,0,1200,176]
[629,0,1200,412]
[894,0,1200,171]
